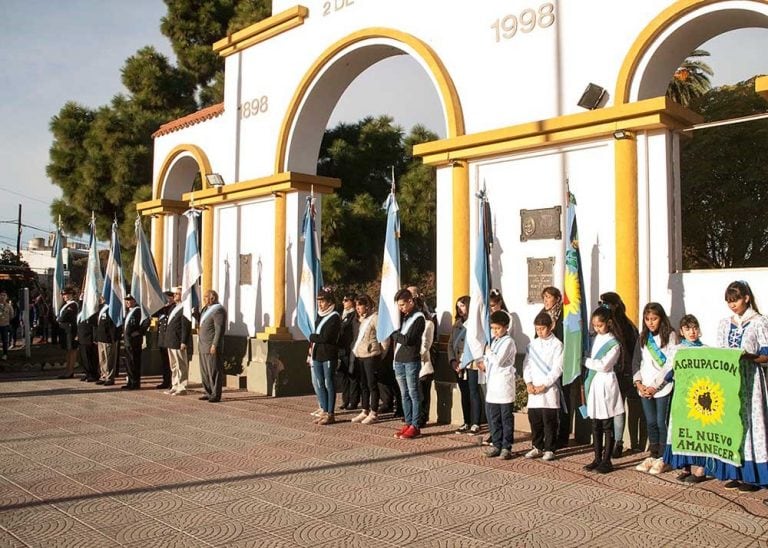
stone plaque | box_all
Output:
[239,253,252,286]
[527,257,555,304]
[520,206,562,241]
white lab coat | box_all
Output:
[483,334,517,404]
[523,335,564,409]
[584,333,624,419]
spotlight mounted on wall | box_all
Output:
[577,83,607,110]
[612,129,634,140]
[206,173,225,187]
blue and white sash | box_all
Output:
[314,310,339,335]
[395,311,424,357]
[200,303,223,325]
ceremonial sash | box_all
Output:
[583,337,619,408]
[528,341,567,411]
[395,311,424,358]
[314,310,339,335]
[680,339,703,348]
[167,303,183,322]
[645,335,667,368]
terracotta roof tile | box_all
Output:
[152,103,224,138]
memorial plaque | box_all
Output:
[520,206,562,241]
[527,257,555,304]
[239,253,252,286]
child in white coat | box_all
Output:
[477,310,517,459]
[583,306,624,474]
[523,312,564,461]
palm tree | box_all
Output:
[666,49,714,107]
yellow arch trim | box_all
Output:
[274,27,465,172]
[614,0,763,104]
[154,144,214,199]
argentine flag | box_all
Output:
[131,215,166,322]
[102,220,126,327]
[376,191,401,343]
[296,196,322,339]
[52,225,65,316]
[78,217,103,322]
[181,209,202,322]
[462,188,491,367]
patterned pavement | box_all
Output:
[1,371,767,547]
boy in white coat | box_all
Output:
[523,312,564,461]
[477,311,517,459]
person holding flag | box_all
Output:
[182,208,202,324]
[77,214,103,383]
[122,294,148,390]
[56,287,79,378]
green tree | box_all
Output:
[667,49,714,108]
[317,117,437,293]
[161,0,270,105]
[681,76,768,268]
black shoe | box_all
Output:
[378,406,393,414]
[199,395,210,401]
[583,459,601,471]
[596,462,613,474]
[208,398,221,403]
[86,377,98,382]
[612,441,624,459]
[724,480,742,490]
[95,379,106,385]
[57,373,74,379]
[80,375,88,381]
[103,380,115,386]
[684,474,707,484]
[676,471,691,482]
[121,385,132,390]
[155,383,171,390]
[738,483,760,492]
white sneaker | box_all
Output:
[635,457,655,472]
[649,458,671,475]
[310,408,323,417]
[542,451,555,461]
[525,448,542,459]
[172,390,187,396]
[351,410,368,423]
[361,412,378,425]
[163,390,175,395]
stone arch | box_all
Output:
[154,144,213,200]
[615,0,768,104]
[274,27,465,174]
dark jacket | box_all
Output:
[338,308,356,357]
[393,310,425,363]
[77,313,97,345]
[309,311,341,362]
[123,307,148,348]
[155,302,175,349]
[165,305,193,349]
[95,305,120,343]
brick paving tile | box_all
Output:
[3,374,768,546]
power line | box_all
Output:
[0,185,52,206]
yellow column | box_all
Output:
[452,160,470,303]
[202,207,214,293]
[614,136,639,323]
[273,192,287,328]
[152,214,165,284]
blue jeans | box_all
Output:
[640,393,671,447]
[487,402,515,450]
[394,361,421,427]
[311,360,336,413]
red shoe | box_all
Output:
[400,425,421,439]
[394,425,409,439]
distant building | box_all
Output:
[22,234,88,292]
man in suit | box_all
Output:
[57,287,80,378]
[165,286,192,396]
[198,289,226,403]
[154,291,175,390]
[76,297,99,382]
[122,295,147,390]
[95,296,120,386]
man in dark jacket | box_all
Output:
[154,291,175,390]
[76,303,99,382]
[337,294,360,410]
[95,296,120,386]
[165,286,192,396]
[122,295,147,390]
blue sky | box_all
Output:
[0,1,766,250]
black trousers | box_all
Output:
[418,374,433,427]
[467,369,485,426]
[158,346,171,385]
[337,353,360,407]
[124,341,142,387]
[78,342,99,380]
[486,402,515,450]
[456,372,471,425]
[359,355,381,412]
[557,381,573,446]
[529,407,559,452]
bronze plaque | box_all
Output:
[239,253,252,286]
[527,257,555,304]
[520,206,562,241]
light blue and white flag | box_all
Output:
[462,188,491,367]
[131,215,166,323]
[52,223,65,316]
[181,209,202,322]
[376,190,401,343]
[296,196,323,339]
[102,220,125,327]
[78,215,103,322]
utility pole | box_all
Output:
[16,203,22,258]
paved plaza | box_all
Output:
[1,368,767,547]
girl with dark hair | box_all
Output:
[449,296,471,433]
[309,288,341,425]
[632,302,677,475]
[599,291,640,457]
[583,306,623,473]
[715,281,768,491]
[350,295,384,425]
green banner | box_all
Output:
[671,347,744,466]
